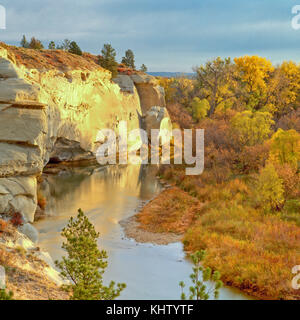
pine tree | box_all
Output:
[48,41,56,50]
[0,289,13,300]
[68,41,82,56]
[140,64,148,73]
[98,44,119,79]
[179,250,223,300]
[55,209,126,300]
[20,35,29,48]
[121,49,135,69]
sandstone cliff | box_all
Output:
[0,44,167,222]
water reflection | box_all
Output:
[34,164,249,300]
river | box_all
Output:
[34,164,250,300]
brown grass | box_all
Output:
[0,42,101,71]
[137,187,202,234]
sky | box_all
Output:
[0,0,299,72]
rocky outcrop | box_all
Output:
[143,106,172,140]
[0,176,37,222]
[0,44,168,222]
[112,74,166,114]
[130,74,166,113]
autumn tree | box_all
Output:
[158,77,195,108]
[179,251,223,300]
[269,129,300,169]
[191,97,210,122]
[68,41,82,56]
[266,61,300,117]
[194,57,235,116]
[55,209,126,300]
[234,56,274,111]
[230,111,274,147]
[20,35,29,48]
[99,43,119,79]
[140,64,148,72]
[29,37,44,49]
[255,164,285,212]
[121,49,136,69]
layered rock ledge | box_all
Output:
[0,44,167,223]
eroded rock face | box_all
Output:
[143,106,172,141]
[0,176,37,222]
[0,45,167,222]
[113,75,135,94]
[49,137,94,163]
[130,74,166,113]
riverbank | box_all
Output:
[121,175,300,300]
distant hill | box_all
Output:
[148,72,196,79]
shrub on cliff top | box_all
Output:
[29,37,44,50]
[121,49,136,70]
[140,64,148,72]
[55,209,126,300]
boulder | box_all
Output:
[19,223,39,243]
[49,137,94,163]
[0,176,37,223]
[130,74,166,113]
[113,75,135,93]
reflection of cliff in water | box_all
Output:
[42,165,161,217]
[138,164,160,199]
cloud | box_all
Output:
[0,0,298,71]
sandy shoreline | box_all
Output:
[119,214,182,245]
[119,181,183,245]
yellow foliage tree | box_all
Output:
[234,56,274,110]
[191,98,210,122]
[266,61,300,115]
[194,57,235,115]
[158,77,194,107]
[230,111,274,147]
[255,164,285,212]
[269,129,300,169]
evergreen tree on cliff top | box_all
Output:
[140,64,148,73]
[121,49,136,70]
[98,43,119,79]
[55,209,126,300]
[68,41,82,56]
[20,35,29,48]
[48,41,56,50]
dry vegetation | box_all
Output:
[0,219,68,300]
[137,187,202,234]
[0,42,103,71]
[141,56,300,300]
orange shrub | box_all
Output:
[0,219,7,233]
[10,212,23,227]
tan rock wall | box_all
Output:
[0,45,167,222]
